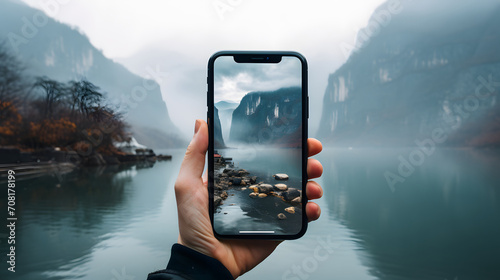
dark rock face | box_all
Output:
[258,184,273,194]
[283,188,301,201]
[231,177,242,185]
[214,107,225,148]
[230,87,302,147]
[318,0,500,148]
[84,154,106,166]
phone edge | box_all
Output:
[207,51,308,240]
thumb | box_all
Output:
[176,119,209,191]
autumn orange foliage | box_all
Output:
[0,101,22,139]
[30,118,77,146]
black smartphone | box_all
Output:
[207,51,308,240]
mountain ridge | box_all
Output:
[0,0,187,148]
[230,86,302,147]
[318,0,500,147]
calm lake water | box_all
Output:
[214,148,304,236]
[1,148,499,280]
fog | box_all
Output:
[20,0,385,138]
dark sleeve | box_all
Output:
[147,244,234,280]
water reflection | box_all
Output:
[2,148,498,279]
[0,151,184,280]
[322,148,500,280]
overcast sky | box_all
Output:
[21,0,385,138]
[214,56,302,103]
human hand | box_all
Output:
[174,119,323,278]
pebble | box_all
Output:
[274,173,289,180]
[274,183,288,191]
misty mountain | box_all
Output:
[0,0,186,148]
[230,87,302,147]
[215,101,238,143]
[318,0,500,147]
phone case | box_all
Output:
[207,51,308,240]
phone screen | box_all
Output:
[209,52,307,238]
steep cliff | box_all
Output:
[0,1,186,148]
[214,106,225,148]
[215,101,238,142]
[230,87,302,147]
[318,0,500,147]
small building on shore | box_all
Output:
[114,137,148,155]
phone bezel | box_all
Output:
[207,51,308,240]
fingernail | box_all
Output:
[194,119,201,135]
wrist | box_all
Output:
[166,243,234,280]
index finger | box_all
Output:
[308,138,322,157]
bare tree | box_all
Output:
[69,79,103,118]
[0,42,28,123]
[33,77,68,120]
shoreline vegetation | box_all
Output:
[0,44,171,179]
[214,151,302,220]
[0,146,172,181]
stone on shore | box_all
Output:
[214,196,222,206]
[250,176,257,184]
[221,191,228,199]
[258,193,267,198]
[258,184,273,194]
[285,207,295,214]
[241,187,247,190]
[238,169,249,175]
[274,183,288,191]
[249,185,259,192]
[231,177,242,185]
[249,192,258,198]
[291,197,302,203]
[274,173,289,180]
[278,213,287,220]
[85,153,106,166]
[283,188,301,201]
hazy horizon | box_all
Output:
[19,0,386,139]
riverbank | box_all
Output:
[0,146,172,179]
[213,153,302,220]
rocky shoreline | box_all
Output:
[0,146,172,180]
[0,147,171,166]
[214,154,302,220]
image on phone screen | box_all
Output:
[211,53,306,237]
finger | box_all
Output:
[176,120,209,193]
[307,158,323,179]
[202,170,208,185]
[306,202,321,222]
[307,138,322,157]
[306,181,323,200]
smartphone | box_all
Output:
[207,51,308,239]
